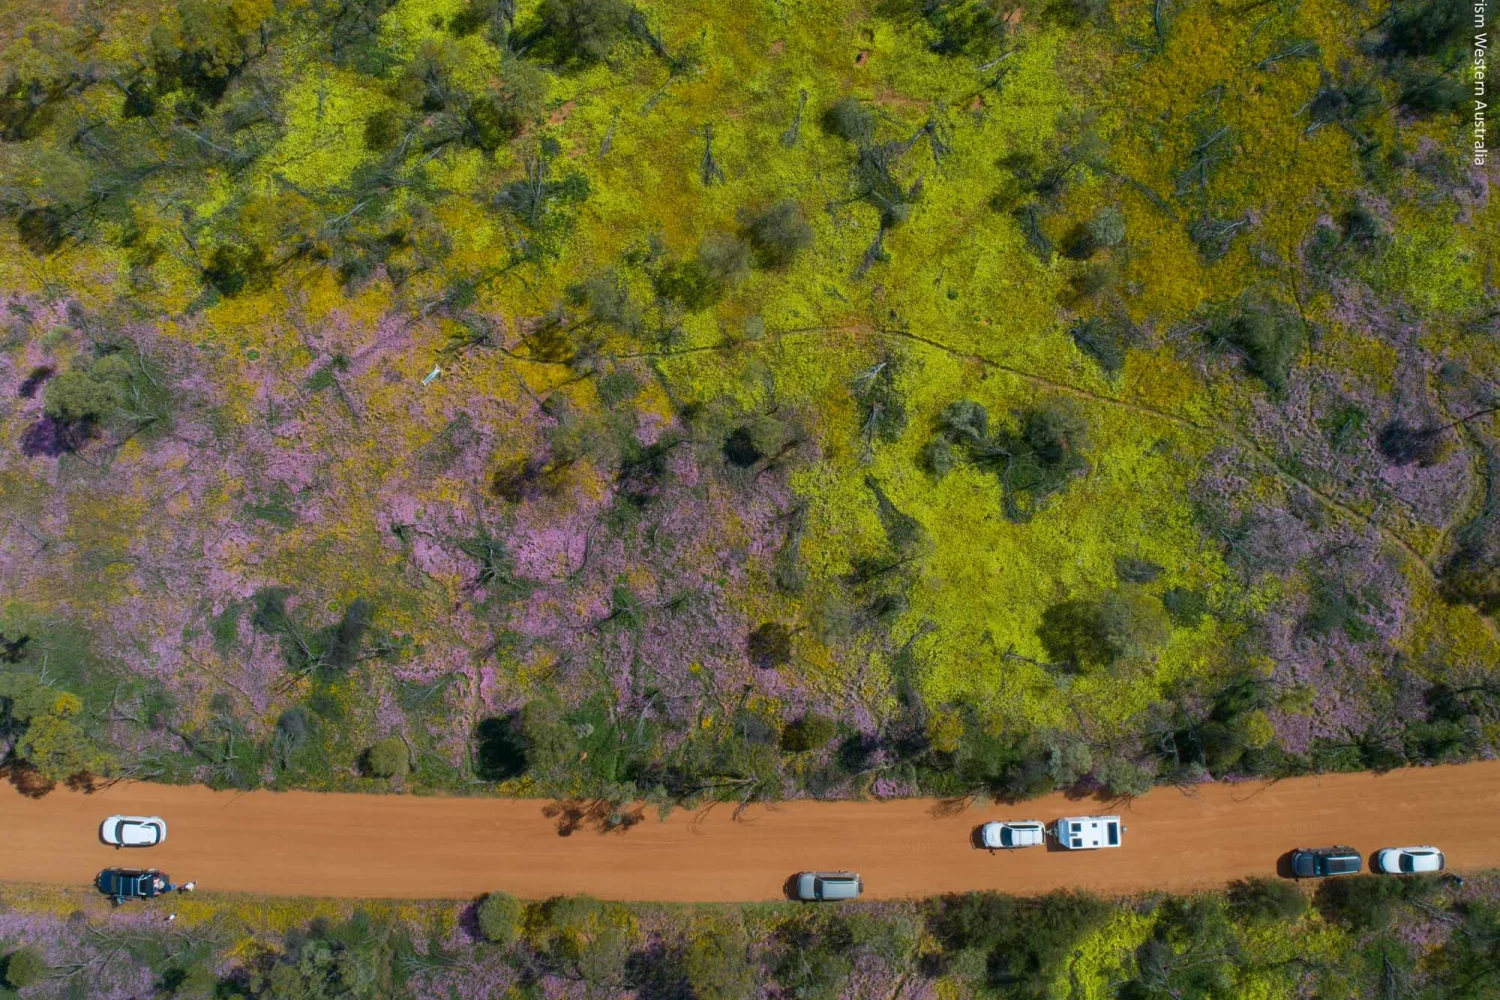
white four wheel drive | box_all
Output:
[1376,846,1446,874]
[980,820,1047,850]
[1053,815,1124,850]
[100,815,167,848]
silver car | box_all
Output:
[100,816,167,848]
[793,871,862,901]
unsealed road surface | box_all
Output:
[5,762,1499,901]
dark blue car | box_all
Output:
[96,868,171,903]
[1290,846,1362,878]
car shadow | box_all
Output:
[969,825,992,851]
[781,874,802,901]
[1276,851,1298,879]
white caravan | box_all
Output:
[1053,815,1124,850]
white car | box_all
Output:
[979,820,1046,850]
[100,816,167,848]
[1376,846,1445,874]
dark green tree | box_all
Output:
[744,199,813,269]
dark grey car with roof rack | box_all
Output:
[1290,846,1361,878]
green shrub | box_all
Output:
[535,895,638,985]
[1086,205,1126,247]
[1057,0,1109,26]
[152,0,273,101]
[42,354,132,423]
[1038,587,1171,669]
[1398,67,1467,113]
[743,199,813,269]
[655,233,749,310]
[1228,876,1307,922]
[1067,205,1125,258]
[1441,532,1500,615]
[938,399,989,445]
[903,0,1011,60]
[0,672,107,782]
[772,912,854,1000]
[365,736,410,778]
[927,890,1110,986]
[1161,587,1207,627]
[1381,0,1468,58]
[936,398,1090,520]
[921,437,957,477]
[324,599,374,671]
[1205,302,1305,390]
[780,713,838,752]
[467,60,550,149]
[747,622,792,669]
[684,914,755,1000]
[1119,896,1237,1000]
[275,707,313,753]
[451,0,512,40]
[476,891,522,944]
[1019,400,1089,477]
[2,946,46,989]
[566,269,643,337]
[822,97,875,144]
[315,0,401,67]
[362,108,403,151]
[530,0,637,66]
[1315,874,1438,932]
[695,231,751,285]
[926,891,1016,951]
[1307,79,1381,129]
[396,39,463,111]
[517,699,579,781]
[1096,757,1156,798]
[1322,402,1368,452]
[203,243,273,296]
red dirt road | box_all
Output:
[5,762,1499,901]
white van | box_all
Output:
[1053,815,1124,850]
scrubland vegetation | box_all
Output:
[3,874,1500,999]
[0,0,1495,808]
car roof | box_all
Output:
[816,874,860,898]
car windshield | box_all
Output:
[818,878,856,899]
